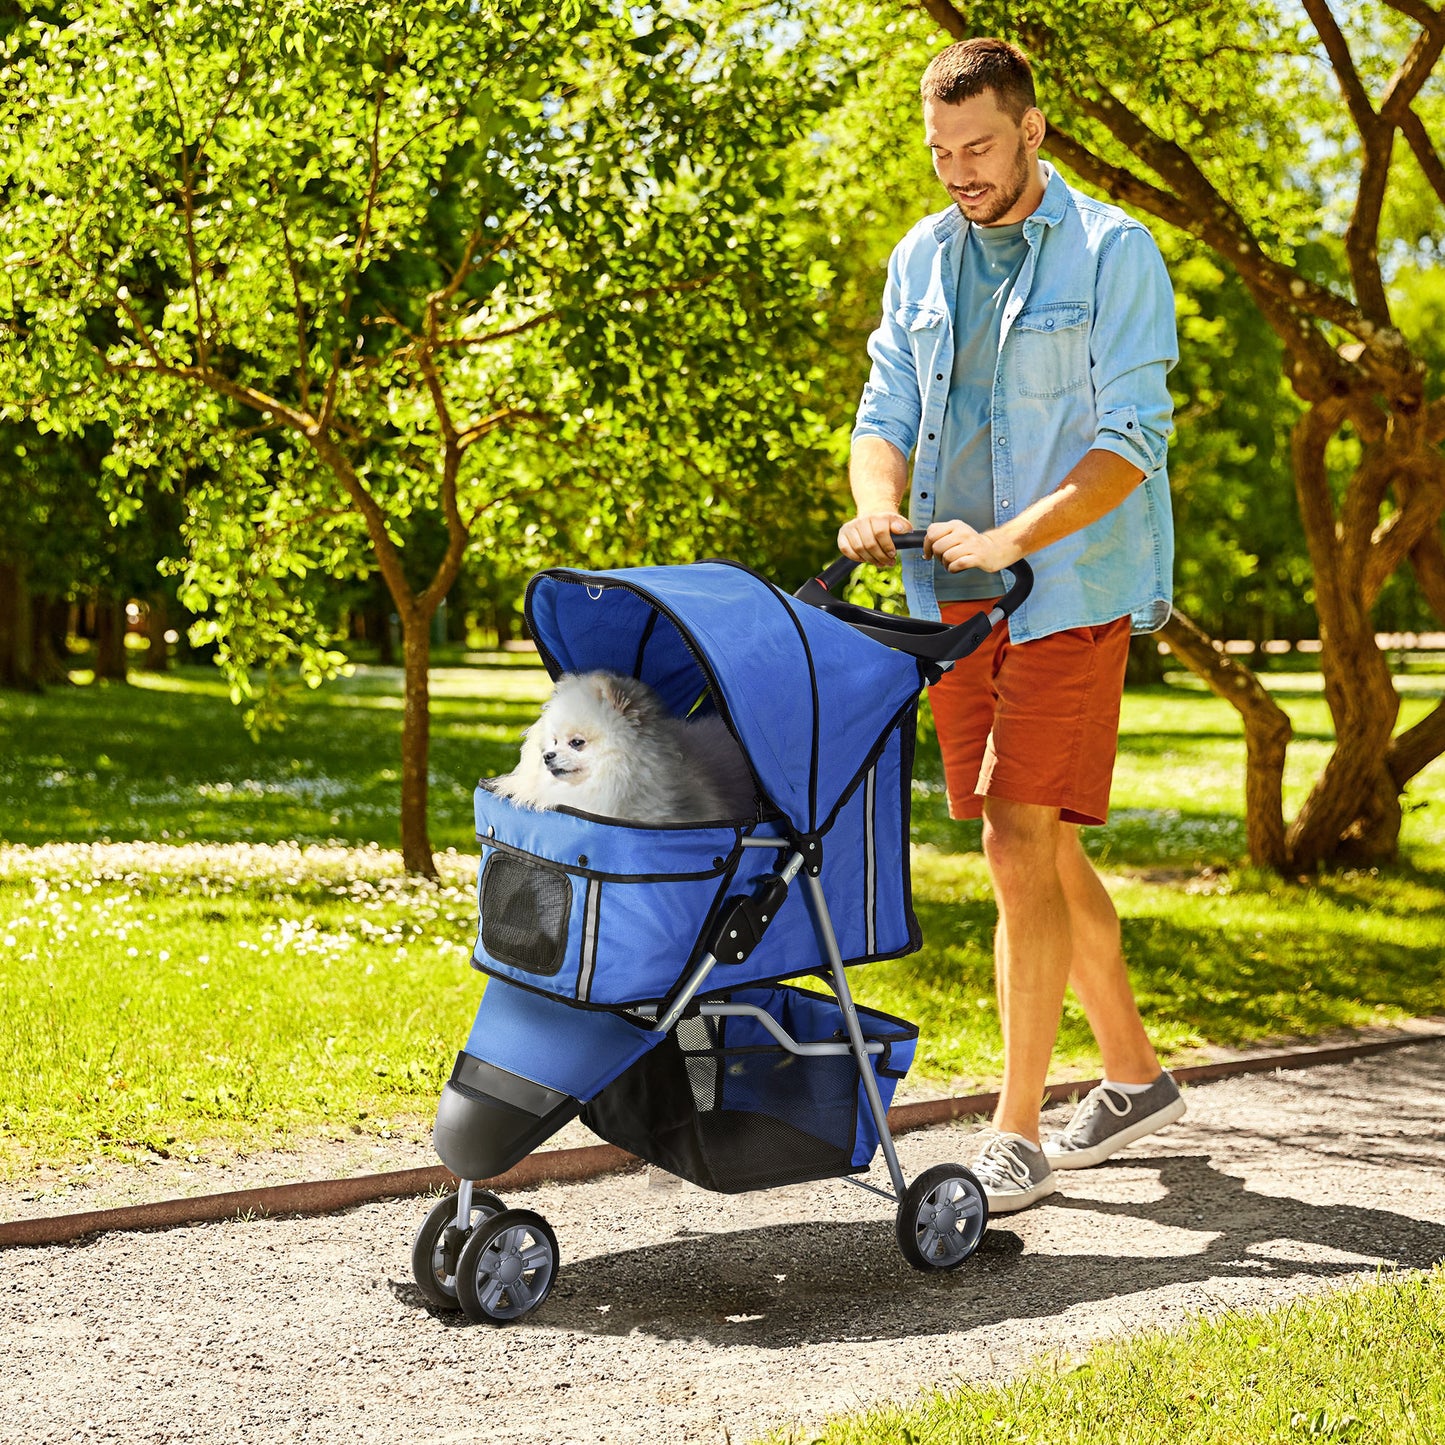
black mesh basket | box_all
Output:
[580,985,916,1193]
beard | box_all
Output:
[953,135,1032,224]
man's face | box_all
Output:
[923,90,1044,226]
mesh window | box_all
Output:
[479,854,572,977]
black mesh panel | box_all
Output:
[581,1005,861,1192]
[479,854,572,977]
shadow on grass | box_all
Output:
[396,1142,1445,1341]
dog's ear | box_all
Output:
[597,671,663,726]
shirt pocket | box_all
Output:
[1008,301,1089,399]
[894,301,948,376]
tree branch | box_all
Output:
[1377,0,1444,35]
[1362,459,1445,605]
[1302,0,1395,323]
[1291,399,1351,583]
[322,50,390,431]
[1157,609,1292,868]
[916,0,966,37]
[1387,696,1445,790]
[1408,527,1445,621]
[457,405,551,451]
[1400,107,1445,207]
[271,183,313,412]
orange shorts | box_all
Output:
[929,601,1132,826]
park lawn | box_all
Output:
[0,844,483,1173]
[0,659,1442,1171]
[763,1265,1445,1445]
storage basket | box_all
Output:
[580,985,918,1192]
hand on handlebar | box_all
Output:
[837,513,913,568]
[924,520,1024,575]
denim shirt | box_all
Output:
[852,166,1177,641]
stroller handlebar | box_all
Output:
[793,536,1033,665]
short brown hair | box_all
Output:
[919,38,1037,122]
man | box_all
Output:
[839,38,1185,1214]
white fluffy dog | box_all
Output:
[492,670,756,824]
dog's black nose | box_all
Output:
[542,750,556,764]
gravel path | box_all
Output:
[5,1039,1445,1445]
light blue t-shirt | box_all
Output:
[933,219,1029,601]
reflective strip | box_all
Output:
[864,765,877,954]
[576,878,601,1002]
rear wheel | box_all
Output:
[455,1208,560,1325]
[411,1188,505,1310]
[896,1164,988,1271]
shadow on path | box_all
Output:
[407,1152,1445,1345]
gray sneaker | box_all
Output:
[970,1130,1058,1214]
[1043,1073,1186,1169]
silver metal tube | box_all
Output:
[454,1177,474,1230]
[651,952,720,1032]
[842,1175,900,1205]
[802,871,909,1198]
[651,850,807,1032]
[696,1002,884,1057]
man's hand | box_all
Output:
[924,520,1023,574]
[838,512,913,567]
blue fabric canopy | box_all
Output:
[524,562,925,836]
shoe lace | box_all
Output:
[1057,1084,1130,1145]
[971,1129,1037,1190]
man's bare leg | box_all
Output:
[1056,826,1160,1085]
[982,796,1072,1145]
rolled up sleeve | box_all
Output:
[851,243,922,458]
[1090,225,1177,477]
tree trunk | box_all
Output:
[399,609,438,880]
[93,594,128,681]
[367,601,397,666]
[1158,610,1293,868]
[32,595,70,685]
[143,592,171,672]
[0,561,39,692]
[1282,406,1405,870]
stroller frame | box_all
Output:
[412,544,1035,1324]
[444,837,909,1243]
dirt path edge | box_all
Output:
[6,1025,1443,1250]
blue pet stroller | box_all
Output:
[411,540,1033,1323]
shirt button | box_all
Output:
[936,373,943,380]
[1000,500,1011,509]
[919,492,928,499]
[998,436,1008,447]
[1045,318,1055,329]
[927,433,935,440]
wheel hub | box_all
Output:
[929,1196,959,1231]
[495,1248,524,1286]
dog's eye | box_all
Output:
[568,737,586,750]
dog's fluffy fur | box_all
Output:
[492,670,755,824]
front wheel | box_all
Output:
[895,1163,988,1271]
[455,1208,560,1325]
[411,1187,505,1310]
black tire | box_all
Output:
[410,1187,505,1310]
[455,1208,560,1325]
[895,1163,988,1271]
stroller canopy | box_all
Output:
[524,561,925,837]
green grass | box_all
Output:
[0,658,1442,1169]
[0,654,550,850]
[0,844,481,1170]
[766,1266,1445,1445]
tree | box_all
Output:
[890,0,1445,871]
[1,1,840,875]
